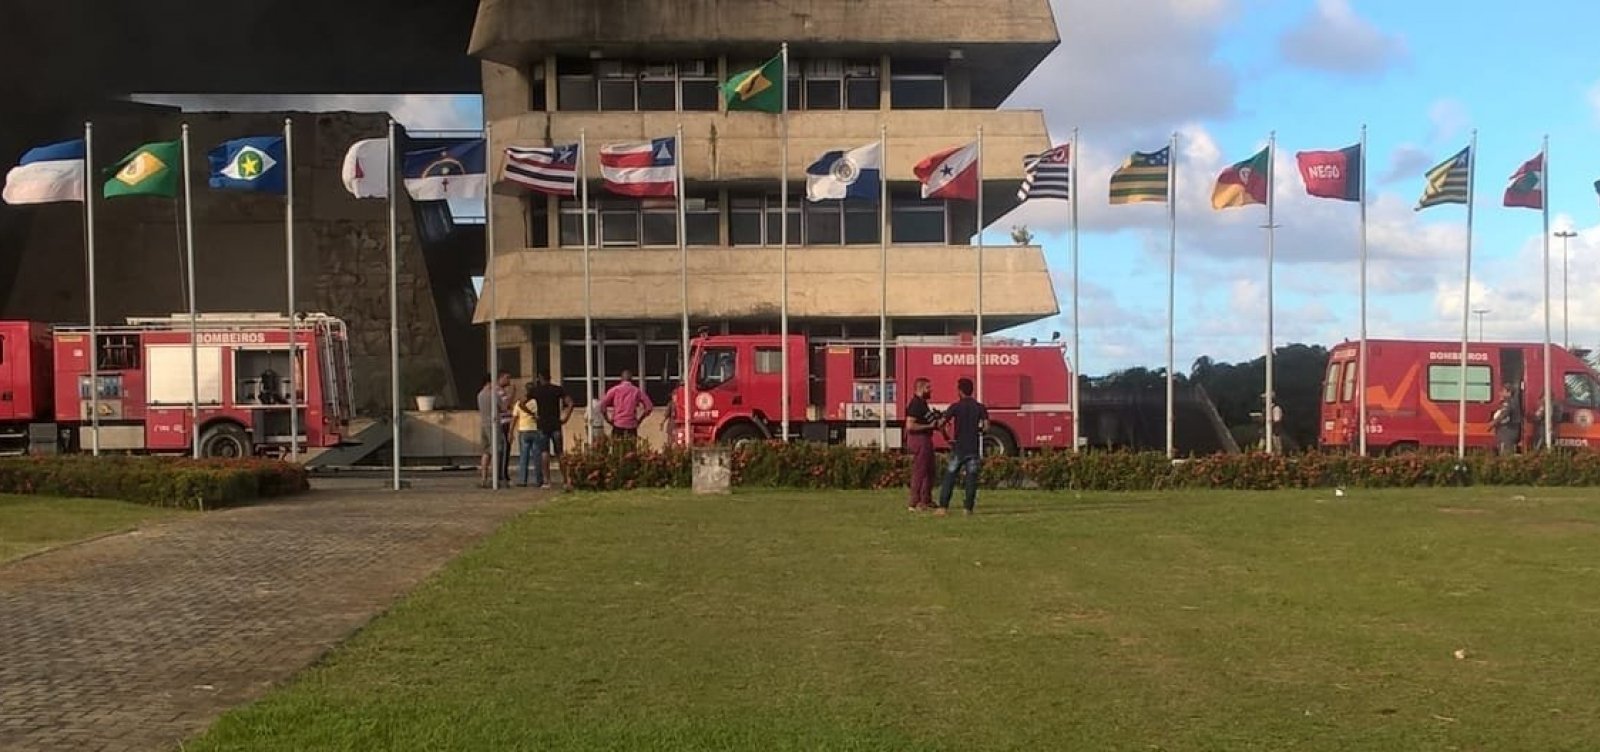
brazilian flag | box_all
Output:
[104,140,182,198]
[722,53,785,113]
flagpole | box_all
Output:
[580,129,596,446]
[1358,124,1369,457]
[1541,135,1553,450]
[1456,131,1477,459]
[285,117,299,461]
[1166,132,1177,459]
[85,122,100,456]
[486,122,500,490]
[975,125,985,404]
[387,119,402,491]
[1264,131,1277,455]
[182,124,200,459]
[1070,127,1081,454]
[677,122,691,453]
[779,41,791,442]
[878,123,889,451]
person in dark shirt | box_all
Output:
[904,377,940,511]
[936,377,988,516]
[530,371,574,490]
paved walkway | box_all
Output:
[0,480,541,752]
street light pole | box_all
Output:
[1473,308,1490,343]
[1556,230,1576,348]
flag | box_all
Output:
[914,142,979,200]
[1594,179,1599,202]
[1211,146,1270,209]
[1017,144,1070,202]
[207,136,286,194]
[341,138,389,199]
[503,144,578,196]
[600,138,678,197]
[1502,153,1544,210]
[402,140,487,201]
[1108,147,1170,205]
[1415,147,1470,210]
[806,142,881,202]
[3,139,84,205]
[104,141,182,199]
[722,54,784,113]
[1296,144,1361,201]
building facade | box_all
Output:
[470,0,1062,412]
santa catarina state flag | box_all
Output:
[1296,144,1361,202]
[1502,153,1544,210]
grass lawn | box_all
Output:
[191,487,1600,751]
[0,494,181,562]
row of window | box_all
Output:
[1324,361,1600,407]
[532,58,948,112]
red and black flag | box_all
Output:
[1295,144,1361,202]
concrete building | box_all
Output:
[470,0,1062,416]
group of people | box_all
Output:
[1492,383,1556,455]
[477,369,663,489]
[904,376,990,516]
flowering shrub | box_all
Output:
[0,455,310,510]
[562,440,1600,492]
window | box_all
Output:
[891,190,947,244]
[679,60,718,111]
[525,197,550,248]
[806,201,843,245]
[845,60,882,109]
[528,61,547,111]
[1323,363,1341,403]
[557,60,597,111]
[755,347,783,375]
[1565,373,1599,408]
[601,206,642,246]
[640,199,676,246]
[730,196,765,246]
[890,59,947,109]
[597,60,639,111]
[685,195,720,245]
[497,347,522,379]
[1341,360,1358,402]
[699,347,736,390]
[1427,364,1493,402]
[803,59,844,110]
[558,58,719,112]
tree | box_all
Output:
[1010,225,1035,245]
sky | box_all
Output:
[137,0,1600,376]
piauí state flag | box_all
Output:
[104,140,182,199]
[1502,153,1544,210]
[208,136,287,193]
[1212,146,1270,209]
[722,54,785,113]
[3,139,85,205]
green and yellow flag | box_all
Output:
[104,140,181,198]
[722,54,785,113]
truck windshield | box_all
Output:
[698,348,735,390]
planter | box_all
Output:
[414,395,437,412]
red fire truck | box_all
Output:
[0,312,353,457]
[1319,338,1600,454]
[675,333,1074,455]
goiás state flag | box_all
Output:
[1295,144,1361,202]
[1502,152,1544,210]
[600,138,678,198]
[1211,145,1270,210]
[806,142,881,202]
[401,140,487,201]
[2,139,85,205]
[207,136,287,194]
[341,138,389,199]
[914,141,979,200]
[503,144,578,196]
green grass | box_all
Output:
[191,488,1600,751]
[0,494,182,562]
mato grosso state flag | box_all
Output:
[1295,144,1361,201]
[1502,153,1544,210]
[1108,146,1170,205]
[1211,146,1269,210]
[1415,146,1471,210]
[722,54,784,113]
[207,136,286,193]
[104,140,182,198]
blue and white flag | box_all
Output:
[402,140,487,201]
[806,142,882,202]
[207,136,287,193]
[3,139,86,205]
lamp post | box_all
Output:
[1473,308,1490,342]
[1556,230,1576,348]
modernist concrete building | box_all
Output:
[470,0,1062,409]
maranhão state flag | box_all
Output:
[1296,144,1361,202]
[914,142,979,200]
[1503,153,1545,210]
[600,138,678,198]
[1211,146,1270,209]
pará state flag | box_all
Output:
[1295,144,1361,202]
[3,139,85,205]
[914,142,979,200]
[402,140,487,201]
[208,136,286,193]
[806,142,881,202]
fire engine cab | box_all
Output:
[675,333,1075,455]
[0,312,353,457]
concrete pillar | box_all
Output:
[544,55,558,112]
[879,54,892,110]
[547,322,563,380]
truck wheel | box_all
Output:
[199,423,252,459]
[718,422,766,449]
[982,425,1019,458]
[1386,442,1419,456]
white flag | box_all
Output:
[340,138,389,199]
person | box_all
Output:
[662,385,681,447]
[478,371,512,488]
[512,382,546,487]
[597,369,654,439]
[936,377,988,517]
[904,377,940,511]
[1491,383,1522,456]
[258,365,281,405]
[530,371,574,490]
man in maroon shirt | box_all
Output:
[903,378,940,511]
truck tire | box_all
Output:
[198,423,252,459]
[982,425,1019,457]
[1386,441,1419,456]
[718,422,766,449]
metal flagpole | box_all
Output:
[1456,131,1477,459]
[580,129,596,446]
[388,119,402,491]
[285,117,299,461]
[677,123,691,452]
[1264,132,1277,455]
[779,42,791,442]
[1541,135,1553,450]
[1166,132,1177,459]
[975,126,985,402]
[1358,125,1369,457]
[1070,127,1081,454]
[181,124,201,459]
[486,122,500,489]
[878,124,889,451]
[85,122,100,456]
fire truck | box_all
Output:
[0,312,353,457]
[675,333,1074,455]
[1319,338,1600,454]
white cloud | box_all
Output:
[1380,144,1435,185]
[1427,98,1470,143]
[1431,221,1600,348]
[1277,0,1408,77]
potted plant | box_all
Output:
[403,362,448,412]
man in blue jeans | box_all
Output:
[936,376,988,517]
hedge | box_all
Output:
[561,439,1600,492]
[0,455,311,509]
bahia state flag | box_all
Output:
[402,140,487,201]
[806,142,881,202]
[3,139,86,205]
[1295,144,1361,202]
[104,140,182,199]
[208,136,287,193]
